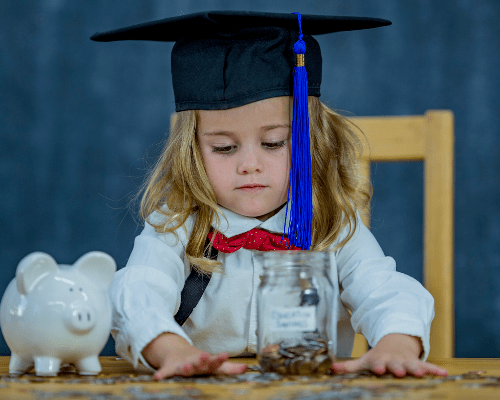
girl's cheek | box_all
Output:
[207,156,232,173]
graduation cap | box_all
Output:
[91,11,391,250]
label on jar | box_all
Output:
[269,306,316,331]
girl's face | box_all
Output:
[197,96,291,221]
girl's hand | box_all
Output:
[331,333,448,378]
[142,332,248,380]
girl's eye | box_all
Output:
[262,140,287,150]
[212,145,237,154]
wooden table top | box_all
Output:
[1,356,500,399]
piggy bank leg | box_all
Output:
[76,356,101,375]
[34,356,61,376]
[9,353,34,374]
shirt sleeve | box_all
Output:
[335,216,435,360]
[109,219,193,370]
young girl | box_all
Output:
[91,11,448,379]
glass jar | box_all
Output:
[256,251,336,375]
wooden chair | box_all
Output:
[349,110,455,359]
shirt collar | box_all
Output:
[212,204,291,238]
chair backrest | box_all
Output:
[349,110,455,359]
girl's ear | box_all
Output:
[74,251,116,291]
[16,252,59,295]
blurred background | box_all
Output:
[1,1,499,357]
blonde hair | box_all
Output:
[138,97,371,273]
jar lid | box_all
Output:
[256,250,328,270]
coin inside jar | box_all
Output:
[258,337,332,375]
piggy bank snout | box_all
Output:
[64,305,97,334]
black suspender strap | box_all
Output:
[174,239,218,326]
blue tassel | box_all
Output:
[283,12,312,250]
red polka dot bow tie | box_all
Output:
[208,229,302,253]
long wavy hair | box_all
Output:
[138,96,372,274]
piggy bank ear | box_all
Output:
[74,252,116,291]
[16,252,59,295]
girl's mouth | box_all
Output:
[238,184,266,192]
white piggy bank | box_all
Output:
[0,251,116,376]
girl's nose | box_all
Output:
[237,148,262,174]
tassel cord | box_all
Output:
[283,12,313,250]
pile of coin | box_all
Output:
[259,337,332,375]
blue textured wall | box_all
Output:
[1,1,499,357]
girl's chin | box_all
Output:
[220,202,287,222]
[249,204,287,222]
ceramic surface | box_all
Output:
[0,251,116,376]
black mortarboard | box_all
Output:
[91,11,391,250]
[91,11,391,111]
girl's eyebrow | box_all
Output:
[262,124,290,131]
[200,130,235,137]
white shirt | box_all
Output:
[110,205,434,370]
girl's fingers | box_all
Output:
[421,362,448,377]
[331,358,366,374]
[187,352,236,376]
[213,353,230,365]
[181,363,195,376]
[393,361,448,378]
[404,361,426,378]
[156,352,248,379]
[202,353,229,374]
[400,360,447,378]
[386,360,406,378]
[210,353,247,375]
[193,352,211,373]
[153,363,179,380]
[369,363,387,376]
[332,352,448,379]
[216,361,248,375]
